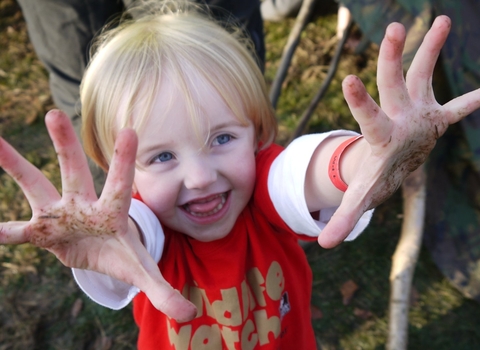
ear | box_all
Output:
[255,139,262,155]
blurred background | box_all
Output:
[1,0,480,348]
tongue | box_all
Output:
[187,196,222,214]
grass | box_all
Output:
[1,0,480,348]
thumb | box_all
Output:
[112,234,198,322]
[317,200,365,248]
[143,280,197,322]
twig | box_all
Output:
[387,165,426,350]
[269,0,317,109]
[288,17,352,143]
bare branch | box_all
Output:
[388,165,426,350]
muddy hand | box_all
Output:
[0,110,196,321]
[318,16,480,248]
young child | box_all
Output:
[1,2,479,349]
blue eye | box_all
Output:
[154,152,174,162]
[213,134,232,146]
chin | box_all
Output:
[189,228,231,242]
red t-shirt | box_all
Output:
[133,144,317,349]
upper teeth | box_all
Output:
[184,193,226,217]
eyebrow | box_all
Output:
[137,143,168,159]
[210,120,249,132]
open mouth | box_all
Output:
[182,192,228,217]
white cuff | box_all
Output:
[72,199,164,309]
[268,131,373,241]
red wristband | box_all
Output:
[328,135,363,192]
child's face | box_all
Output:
[132,75,257,242]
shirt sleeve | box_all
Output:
[268,131,374,241]
[71,199,165,310]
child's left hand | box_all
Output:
[318,15,480,248]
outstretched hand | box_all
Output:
[319,16,480,248]
[0,110,196,321]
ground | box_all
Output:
[1,0,480,349]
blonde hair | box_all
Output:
[80,1,276,171]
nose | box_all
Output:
[183,157,217,190]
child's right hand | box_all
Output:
[0,110,196,322]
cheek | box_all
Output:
[133,173,178,216]
[228,152,256,195]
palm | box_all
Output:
[0,110,196,321]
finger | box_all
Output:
[442,88,480,124]
[0,221,29,245]
[44,110,96,200]
[376,21,409,112]
[342,75,393,146]
[100,128,138,214]
[406,16,451,100]
[0,137,61,207]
